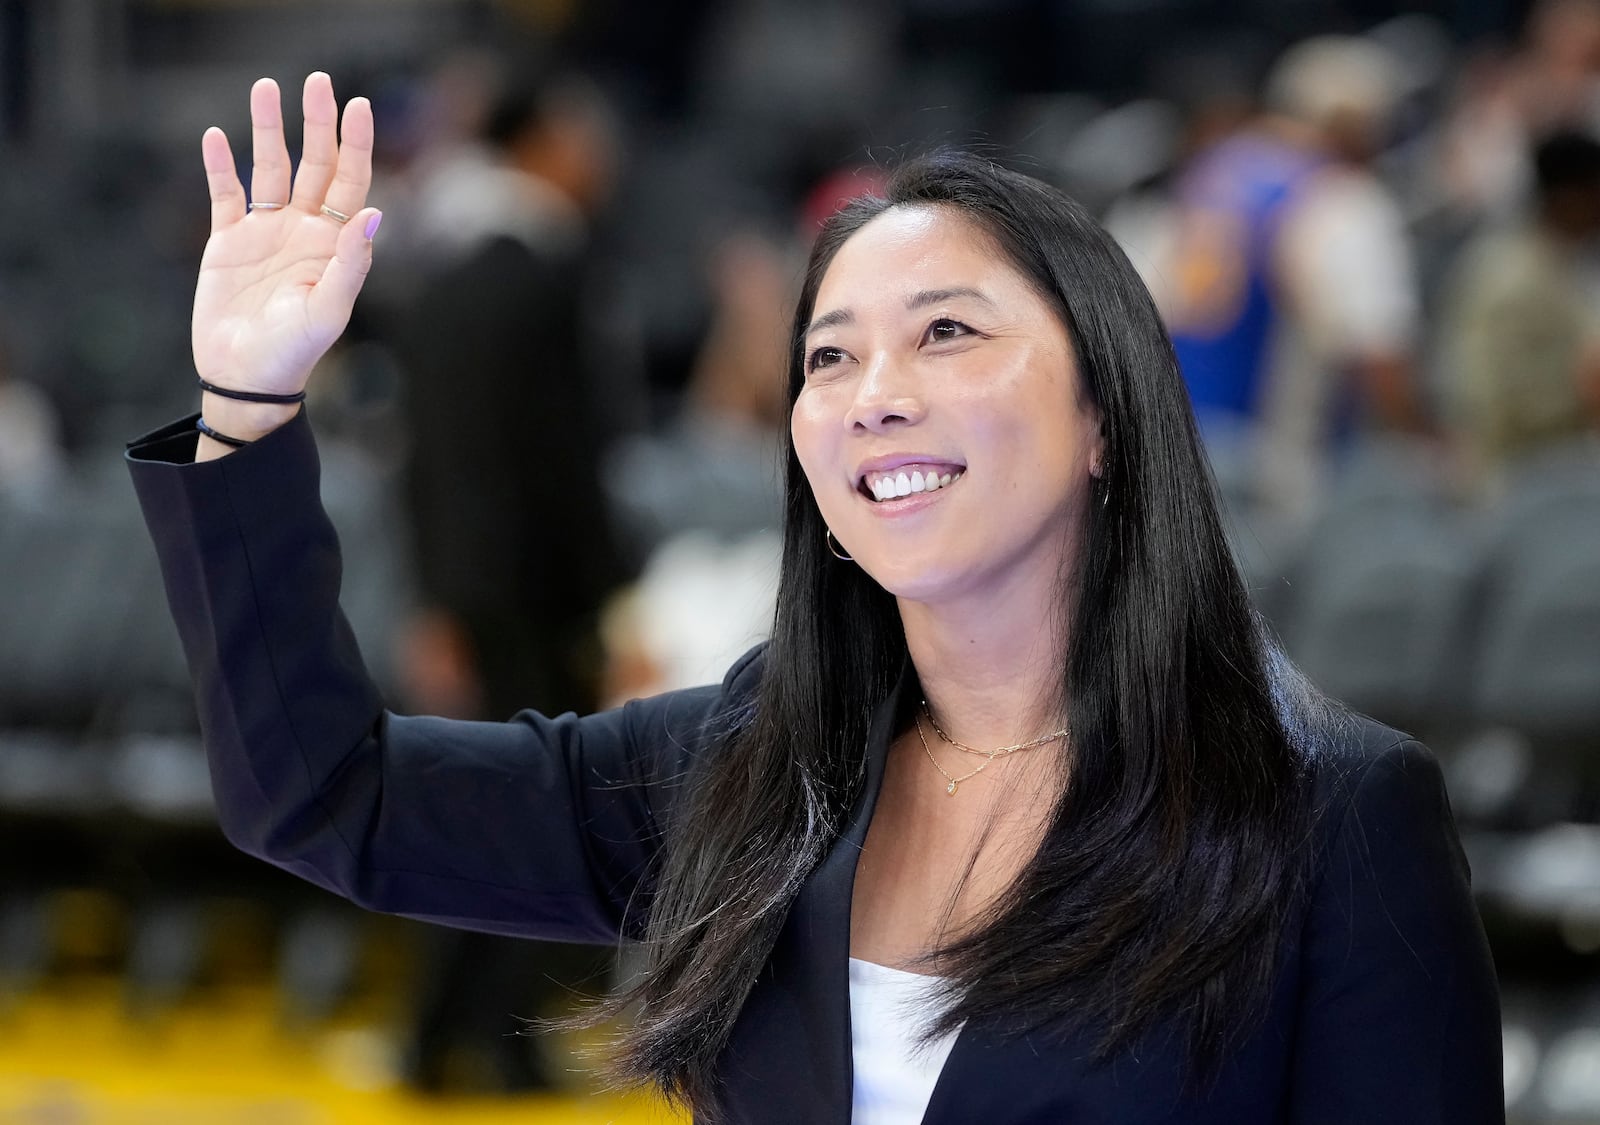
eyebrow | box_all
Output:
[804,286,996,337]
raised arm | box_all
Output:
[126,75,748,944]
[129,401,739,941]
[191,73,379,458]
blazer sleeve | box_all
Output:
[125,409,754,944]
[1288,737,1504,1124]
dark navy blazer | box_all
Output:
[128,409,1505,1124]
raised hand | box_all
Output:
[193,73,379,409]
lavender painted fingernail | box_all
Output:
[364,211,382,240]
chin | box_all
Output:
[851,552,964,604]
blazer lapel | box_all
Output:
[716,666,906,1123]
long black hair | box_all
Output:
[595,150,1328,1116]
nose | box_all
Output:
[845,350,925,433]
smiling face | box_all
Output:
[790,204,1103,608]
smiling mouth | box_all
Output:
[859,466,967,502]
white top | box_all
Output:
[848,957,962,1125]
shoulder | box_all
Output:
[1304,714,1456,860]
[1279,169,1411,282]
[617,642,766,765]
[720,641,767,696]
[602,642,766,834]
[1306,712,1425,800]
[1298,713,1485,960]
[1294,167,1404,229]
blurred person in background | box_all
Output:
[1440,129,1600,487]
[0,327,64,505]
[603,226,792,561]
[599,226,793,703]
[386,65,628,1094]
[1162,34,1428,519]
[1435,0,1600,227]
[1101,46,1261,306]
[403,58,613,278]
[393,66,622,722]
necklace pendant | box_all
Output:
[946,780,958,795]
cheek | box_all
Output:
[789,391,834,495]
[790,392,838,470]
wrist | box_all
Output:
[199,392,300,439]
[195,394,299,461]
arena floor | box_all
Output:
[0,978,684,1124]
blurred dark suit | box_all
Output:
[400,231,619,719]
[393,221,625,1092]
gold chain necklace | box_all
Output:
[922,701,1071,757]
[917,701,1071,795]
[915,712,995,796]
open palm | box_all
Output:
[193,73,379,397]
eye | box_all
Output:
[806,345,846,373]
[923,318,973,345]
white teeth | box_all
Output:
[863,468,965,501]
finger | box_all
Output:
[290,72,339,214]
[248,77,292,208]
[308,207,382,332]
[201,126,246,231]
[320,96,374,220]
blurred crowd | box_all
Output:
[2,0,1600,1118]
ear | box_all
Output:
[1087,409,1108,480]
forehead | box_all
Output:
[814,204,1033,310]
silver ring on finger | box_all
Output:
[320,204,352,224]
[250,201,288,211]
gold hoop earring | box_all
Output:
[825,528,853,561]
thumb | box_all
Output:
[309,207,382,331]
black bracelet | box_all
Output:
[196,416,250,448]
[197,377,307,404]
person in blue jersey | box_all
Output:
[1163,35,1428,516]
[126,74,1502,1123]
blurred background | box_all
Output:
[1,0,1599,1120]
